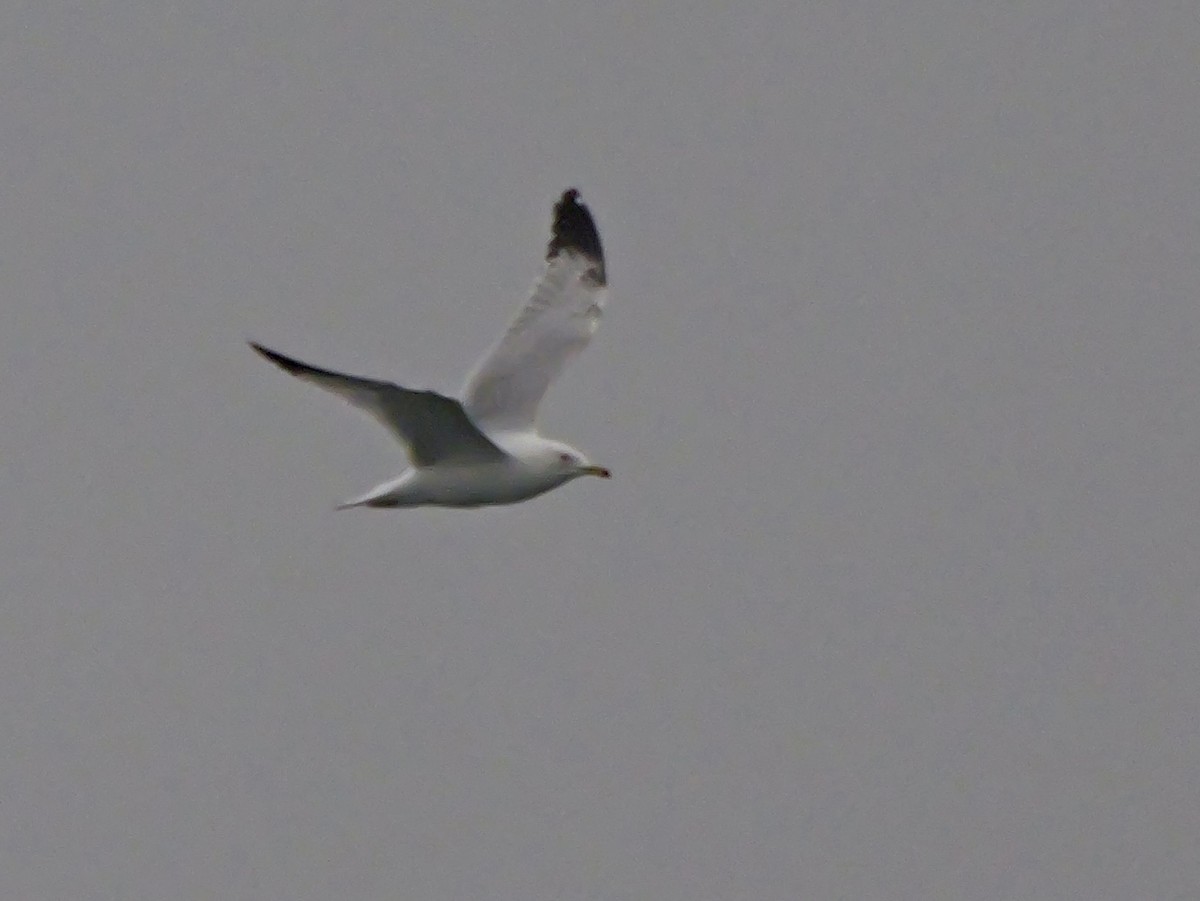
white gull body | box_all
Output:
[250,189,611,510]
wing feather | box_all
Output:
[461,189,607,430]
[250,343,505,467]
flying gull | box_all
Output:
[250,189,612,509]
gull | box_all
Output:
[250,188,612,509]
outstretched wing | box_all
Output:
[250,342,505,467]
[461,189,608,430]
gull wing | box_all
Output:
[250,343,506,467]
[461,189,608,430]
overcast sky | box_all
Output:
[2,2,1198,898]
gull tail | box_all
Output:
[335,476,409,510]
[336,493,399,511]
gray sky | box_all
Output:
[2,2,1198,898]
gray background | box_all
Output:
[2,2,1198,898]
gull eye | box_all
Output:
[559,453,574,465]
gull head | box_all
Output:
[532,441,611,481]
[557,449,611,480]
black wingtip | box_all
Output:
[547,188,606,284]
[248,341,306,376]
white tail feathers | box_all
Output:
[335,476,409,510]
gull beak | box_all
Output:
[581,465,611,479]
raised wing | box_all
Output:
[461,189,607,430]
[250,342,505,467]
